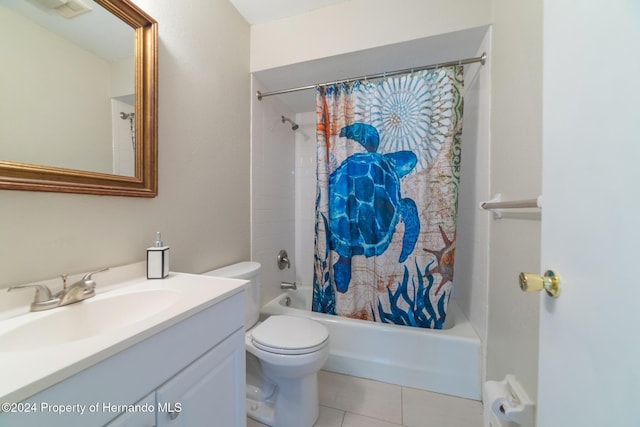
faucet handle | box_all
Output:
[8,284,54,302]
[7,284,60,311]
[77,267,109,289]
[277,250,291,270]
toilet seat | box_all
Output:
[251,315,329,355]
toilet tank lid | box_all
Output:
[203,261,261,279]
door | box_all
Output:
[156,329,246,427]
[538,1,640,426]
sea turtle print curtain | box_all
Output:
[312,66,464,329]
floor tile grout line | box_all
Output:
[400,386,404,426]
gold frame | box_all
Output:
[0,0,158,197]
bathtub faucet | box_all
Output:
[280,282,297,290]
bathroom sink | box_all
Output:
[0,270,247,404]
[0,288,180,352]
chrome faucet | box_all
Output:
[57,267,108,306]
[7,267,109,312]
[7,284,60,312]
[280,281,297,290]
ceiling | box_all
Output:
[1,0,133,61]
[228,0,350,25]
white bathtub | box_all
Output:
[261,285,481,400]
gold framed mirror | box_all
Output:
[0,0,157,197]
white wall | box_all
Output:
[0,0,251,288]
[250,0,492,72]
[487,0,542,398]
[110,57,135,99]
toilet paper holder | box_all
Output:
[483,375,535,427]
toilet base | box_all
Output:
[246,373,320,427]
[246,396,275,426]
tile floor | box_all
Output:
[247,370,483,427]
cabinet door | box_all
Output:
[105,392,156,427]
[156,329,245,427]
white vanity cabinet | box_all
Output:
[0,287,246,427]
[105,393,156,427]
[107,329,245,427]
[155,329,244,426]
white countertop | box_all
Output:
[0,270,246,403]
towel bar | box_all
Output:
[480,194,542,219]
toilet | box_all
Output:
[204,262,329,427]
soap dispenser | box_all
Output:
[147,232,169,279]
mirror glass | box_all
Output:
[0,0,157,196]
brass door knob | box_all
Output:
[519,270,561,298]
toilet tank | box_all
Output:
[203,261,260,330]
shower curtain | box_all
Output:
[312,66,464,329]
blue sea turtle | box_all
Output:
[329,123,420,293]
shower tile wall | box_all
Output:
[294,112,318,285]
[251,77,296,305]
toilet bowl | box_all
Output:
[204,262,329,427]
[246,315,329,427]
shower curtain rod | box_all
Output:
[256,52,486,100]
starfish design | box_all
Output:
[423,225,456,295]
